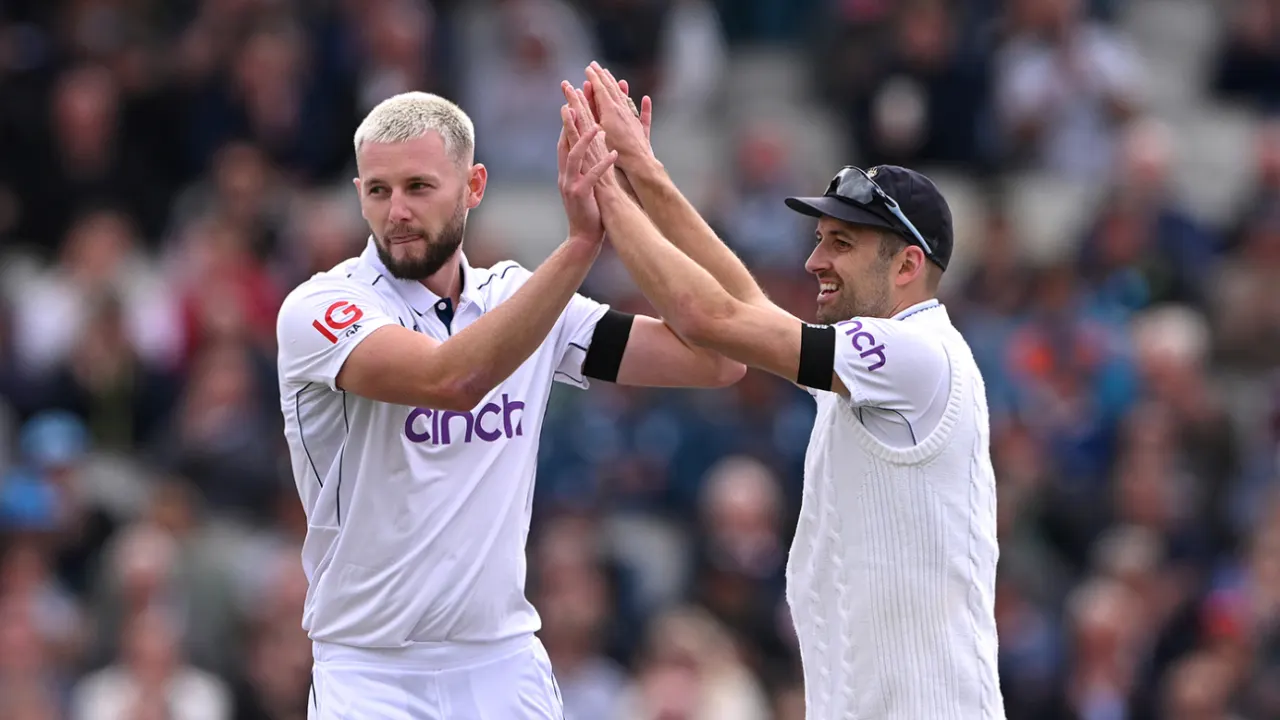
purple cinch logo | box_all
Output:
[843,320,887,371]
[404,394,525,445]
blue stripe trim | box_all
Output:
[337,391,349,526]
[895,301,941,321]
[295,384,323,488]
[856,406,918,444]
[475,263,519,292]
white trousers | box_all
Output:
[308,635,563,719]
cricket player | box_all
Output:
[276,92,744,719]
[575,64,1007,719]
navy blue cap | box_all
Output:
[785,165,955,271]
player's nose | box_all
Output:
[388,193,413,223]
[804,245,828,275]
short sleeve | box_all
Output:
[276,279,397,391]
[831,317,950,414]
[553,293,610,389]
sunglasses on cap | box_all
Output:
[827,166,936,260]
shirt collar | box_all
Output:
[892,298,942,322]
[356,237,485,314]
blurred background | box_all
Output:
[0,0,1279,718]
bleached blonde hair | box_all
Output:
[353,91,475,166]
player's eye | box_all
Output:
[834,239,852,251]
[409,182,433,191]
[368,186,388,196]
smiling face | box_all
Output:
[804,216,902,323]
[354,132,485,280]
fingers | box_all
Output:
[566,124,602,176]
[563,81,597,136]
[602,65,620,89]
[561,103,582,147]
[574,89,598,136]
[640,95,653,141]
[582,79,596,117]
[557,105,571,172]
[586,64,621,104]
[600,63,626,102]
[618,78,629,96]
[582,149,619,187]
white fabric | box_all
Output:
[789,303,1006,720]
[70,666,232,720]
[276,239,607,653]
[829,299,951,448]
[308,636,563,719]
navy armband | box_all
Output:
[582,310,635,382]
[797,324,836,391]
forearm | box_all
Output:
[597,185,737,345]
[627,158,770,307]
[438,237,599,401]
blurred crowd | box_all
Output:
[1,0,1279,718]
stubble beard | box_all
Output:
[815,266,893,324]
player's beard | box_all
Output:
[375,201,467,281]
[815,260,894,324]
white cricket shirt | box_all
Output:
[276,239,608,651]
[789,300,1006,719]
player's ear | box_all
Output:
[897,245,926,288]
[352,178,369,220]
[466,163,487,210]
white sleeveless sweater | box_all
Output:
[786,317,1006,720]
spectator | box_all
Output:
[691,455,789,678]
[457,0,596,179]
[171,216,284,366]
[1078,120,1218,316]
[710,122,811,268]
[12,64,170,250]
[995,0,1142,179]
[614,606,772,720]
[849,0,995,170]
[72,605,233,720]
[9,208,183,377]
[0,596,67,720]
[652,0,727,125]
[154,341,282,521]
[1210,204,1280,374]
[531,515,629,720]
[1211,0,1280,111]
[230,544,311,720]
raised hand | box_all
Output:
[557,88,619,245]
[584,62,655,173]
[584,78,652,144]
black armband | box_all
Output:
[582,310,635,382]
[797,324,836,391]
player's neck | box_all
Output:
[420,254,464,305]
[886,292,936,319]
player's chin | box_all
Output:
[813,300,844,325]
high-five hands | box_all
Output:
[557,81,619,245]
[583,62,655,174]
